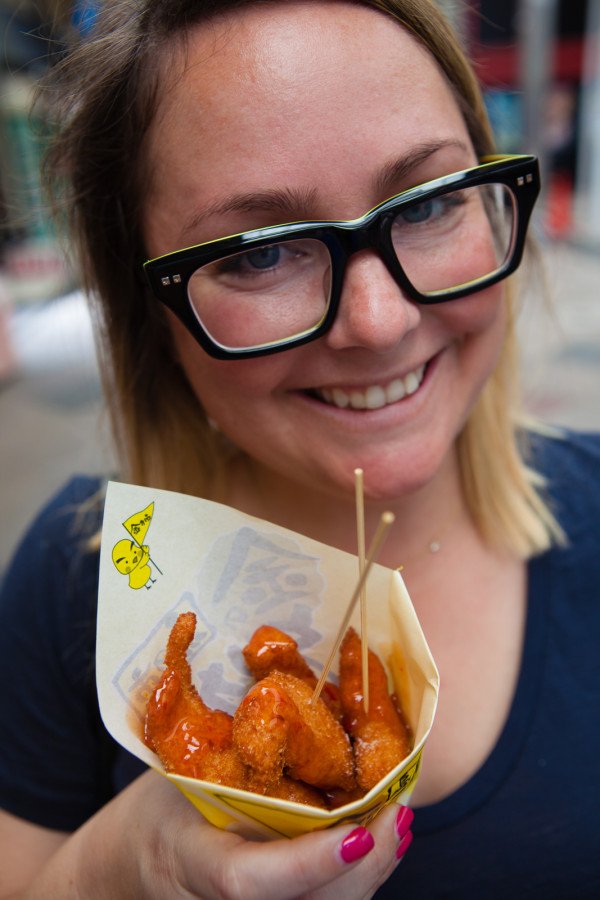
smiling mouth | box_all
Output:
[310,364,426,410]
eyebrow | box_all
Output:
[374,139,470,196]
[182,186,319,237]
[181,139,470,237]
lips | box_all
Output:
[311,364,426,410]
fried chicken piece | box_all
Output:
[243,625,318,682]
[339,627,411,791]
[145,613,328,807]
[268,775,328,808]
[144,612,247,787]
[233,670,356,794]
[322,786,368,809]
[242,625,342,717]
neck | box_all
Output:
[221,447,469,574]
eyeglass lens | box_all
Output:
[188,239,332,351]
[186,182,516,351]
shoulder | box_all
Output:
[529,428,600,481]
[7,475,105,573]
[22,475,106,543]
[0,478,137,831]
[528,429,600,542]
[527,430,600,606]
[0,476,106,673]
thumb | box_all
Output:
[176,802,403,900]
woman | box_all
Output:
[0,1,598,897]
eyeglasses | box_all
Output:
[143,154,539,359]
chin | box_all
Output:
[316,447,451,506]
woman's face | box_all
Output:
[142,1,507,503]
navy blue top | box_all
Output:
[1,431,599,897]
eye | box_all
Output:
[243,246,282,270]
[398,193,465,225]
[216,243,287,277]
[200,239,318,286]
[399,199,436,224]
[390,191,471,245]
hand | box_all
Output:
[172,788,414,900]
[75,770,413,900]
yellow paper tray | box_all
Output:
[97,481,439,839]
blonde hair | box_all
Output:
[458,279,566,556]
[39,0,564,557]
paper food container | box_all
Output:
[97,480,439,840]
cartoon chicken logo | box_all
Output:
[112,502,162,590]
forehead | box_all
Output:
[142,1,471,247]
[151,1,456,128]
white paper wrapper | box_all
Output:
[97,481,439,839]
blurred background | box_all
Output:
[0,0,599,574]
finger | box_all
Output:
[358,802,413,895]
[176,801,407,900]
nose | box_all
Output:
[325,251,421,352]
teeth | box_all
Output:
[349,390,366,409]
[364,386,386,409]
[332,388,350,408]
[386,378,406,403]
[316,365,425,410]
[404,371,420,395]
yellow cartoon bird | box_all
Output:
[112,539,155,590]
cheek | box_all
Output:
[434,283,507,345]
[168,313,292,416]
[431,284,509,412]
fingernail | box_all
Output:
[395,805,414,839]
[396,829,413,860]
[338,826,375,864]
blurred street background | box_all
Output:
[0,0,599,575]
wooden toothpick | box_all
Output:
[311,511,395,705]
[354,468,369,712]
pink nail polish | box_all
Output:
[396,829,414,860]
[338,827,375,864]
[395,806,414,839]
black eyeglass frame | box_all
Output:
[143,154,540,360]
